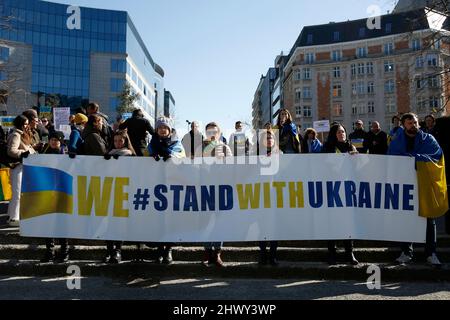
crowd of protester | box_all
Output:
[0,103,448,268]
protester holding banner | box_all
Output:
[68,113,88,155]
[6,115,36,226]
[82,115,108,156]
[182,121,204,160]
[389,115,402,143]
[40,131,70,263]
[200,122,232,267]
[87,102,113,150]
[301,128,322,154]
[148,117,185,264]
[101,130,137,264]
[256,129,281,266]
[274,109,300,154]
[388,113,447,266]
[229,121,251,157]
[322,123,359,266]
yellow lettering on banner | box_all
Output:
[263,182,271,209]
[237,184,261,210]
[113,177,129,218]
[273,182,286,208]
[289,182,304,208]
[77,176,113,216]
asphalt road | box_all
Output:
[0,276,449,300]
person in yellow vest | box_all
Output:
[388,113,448,266]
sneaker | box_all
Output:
[396,252,412,264]
[7,219,19,227]
[427,254,442,266]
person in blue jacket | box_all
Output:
[68,113,88,155]
[388,113,443,266]
[148,117,185,264]
[301,128,322,154]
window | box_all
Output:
[385,79,395,93]
[0,47,9,61]
[359,28,366,38]
[427,54,439,67]
[351,83,357,95]
[0,71,6,81]
[429,76,439,88]
[432,38,441,50]
[417,97,427,112]
[351,64,357,76]
[368,82,374,94]
[416,56,424,68]
[429,96,441,110]
[358,103,366,115]
[110,97,119,110]
[384,61,394,73]
[295,89,302,102]
[416,77,426,89]
[352,104,358,115]
[111,59,126,73]
[386,98,396,113]
[385,23,392,33]
[333,66,341,78]
[384,43,394,55]
[357,63,365,75]
[357,81,365,94]
[110,78,125,92]
[333,31,340,41]
[303,87,312,99]
[332,50,342,62]
[368,101,375,114]
[307,34,313,45]
[333,84,342,98]
[295,70,302,81]
[412,39,421,51]
[303,106,312,117]
[305,53,315,64]
[295,106,302,118]
[357,47,367,58]
[366,62,374,74]
[303,68,311,80]
[333,103,343,116]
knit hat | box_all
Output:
[74,113,88,125]
[49,131,65,143]
[156,117,173,132]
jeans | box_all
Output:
[401,219,437,257]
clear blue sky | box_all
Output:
[52,0,397,137]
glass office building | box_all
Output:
[0,0,169,125]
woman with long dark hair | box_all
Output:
[274,109,300,154]
[322,123,359,266]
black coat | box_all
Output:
[364,130,388,155]
[119,117,154,156]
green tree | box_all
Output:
[116,82,140,116]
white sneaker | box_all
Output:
[7,219,19,227]
[427,254,442,266]
[396,252,412,264]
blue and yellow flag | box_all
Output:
[388,128,449,218]
[20,166,73,220]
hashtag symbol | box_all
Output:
[133,189,150,211]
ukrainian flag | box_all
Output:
[388,128,449,218]
[20,166,73,220]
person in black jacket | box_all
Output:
[322,124,360,266]
[349,120,368,153]
[119,109,155,156]
[364,121,388,155]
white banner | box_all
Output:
[20,154,426,243]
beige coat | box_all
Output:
[7,129,36,165]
